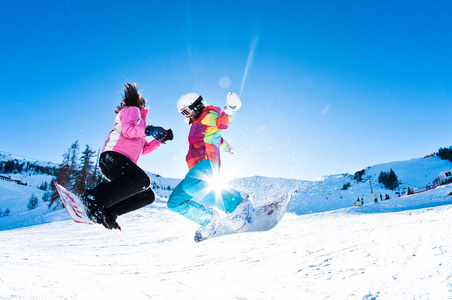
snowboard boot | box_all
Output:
[229,197,254,232]
[80,190,105,225]
[198,209,221,239]
[102,208,120,230]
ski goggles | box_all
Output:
[180,95,204,117]
[181,107,193,117]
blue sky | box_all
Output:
[1,0,451,181]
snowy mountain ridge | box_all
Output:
[232,155,452,214]
[1,150,452,231]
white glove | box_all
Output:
[223,92,241,115]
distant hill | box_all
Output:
[1,150,452,231]
[231,155,452,215]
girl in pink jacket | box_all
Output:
[82,83,173,229]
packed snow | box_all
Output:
[1,153,452,299]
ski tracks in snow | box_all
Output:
[1,199,452,299]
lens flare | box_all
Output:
[207,170,227,194]
[240,33,259,97]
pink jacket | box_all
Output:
[102,106,162,163]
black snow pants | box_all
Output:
[91,151,155,216]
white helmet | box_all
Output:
[177,92,205,116]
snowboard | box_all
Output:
[54,182,118,230]
[194,193,292,243]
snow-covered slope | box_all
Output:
[1,153,452,230]
[0,152,58,230]
[233,155,452,215]
[1,185,451,299]
[1,152,452,298]
[0,151,181,231]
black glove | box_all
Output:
[158,129,174,143]
[145,125,166,140]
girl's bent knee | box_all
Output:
[142,176,151,190]
[167,193,183,210]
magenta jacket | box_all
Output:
[186,105,234,170]
[102,106,162,163]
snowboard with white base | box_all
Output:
[54,182,94,225]
[54,182,119,230]
[194,193,292,243]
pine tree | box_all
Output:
[378,169,399,190]
[3,160,15,173]
[354,169,365,182]
[378,171,388,185]
[58,141,80,188]
[68,141,80,185]
[388,169,399,190]
[50,141,80,208]
[42,190,51,204]
[27,194,39,210]
[91,148,103,187]
[38,181,48,191]
[74,144,96,195]
[49,179,58,208]
[437,146,452,162]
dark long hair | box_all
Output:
[115,83,146,114]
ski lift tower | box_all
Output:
[368,175,373,193]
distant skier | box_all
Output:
[81,83,173,229]
[167,92,254,239]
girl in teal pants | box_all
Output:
[168,159,241,226]
[168,91,252,236]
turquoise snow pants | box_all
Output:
[167,159,242,226]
